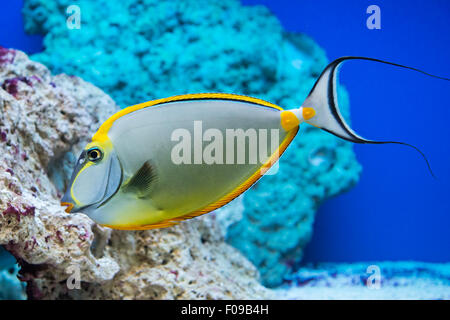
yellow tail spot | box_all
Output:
[302,107,316,120]
[280,110,300,131]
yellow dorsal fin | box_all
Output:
[92,93,283,143]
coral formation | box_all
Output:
[0,266,26,300]
[22,0,361,287]
[0,246,15,269]
[0,48,271,299]
[276,262,450,300]
[0,247,25,300]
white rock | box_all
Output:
[0,48,271,299]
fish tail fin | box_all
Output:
[301,56,449,178]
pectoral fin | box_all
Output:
[122,161,157,198]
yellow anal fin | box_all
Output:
[100,208,213,231]
[169,210,211,222]
[100,220,179,230]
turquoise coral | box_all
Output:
[0,248,25,300]
[23,0,360,287]
[0,247,15,270]
[0,266,26,300]
[227,114,360,287]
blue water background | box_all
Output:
[241,0,450,263]
[0,1,43,53]
[1,0,449,263]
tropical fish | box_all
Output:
[61,56,448,230]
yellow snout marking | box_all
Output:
[302,107,316,120]
[280,110,300,131]
[61,202,74,213]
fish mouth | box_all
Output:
[61,202,74,213]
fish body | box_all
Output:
[71,94,297,229]
[62,57,447,230]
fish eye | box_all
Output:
[87,147,103,162]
